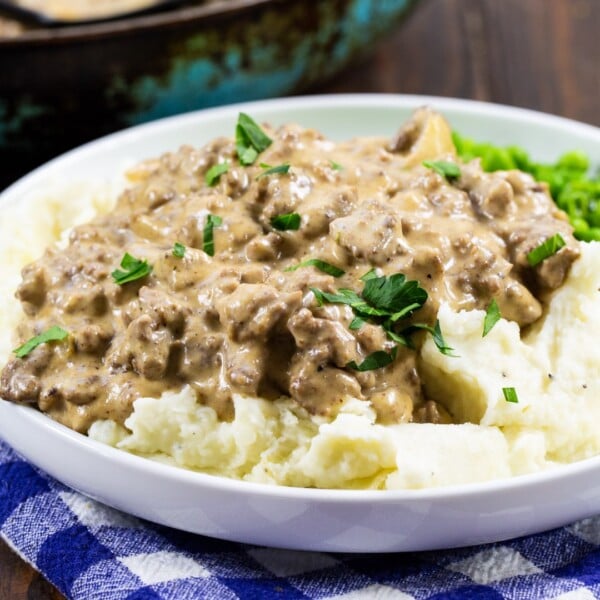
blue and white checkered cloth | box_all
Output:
[1,438,600,600]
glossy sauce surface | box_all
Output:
[0,110,578,432]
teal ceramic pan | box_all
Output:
[0,0,420,186]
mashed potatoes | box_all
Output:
[1,169,598,491]
[86,241,598,489]
[422,244,600,467]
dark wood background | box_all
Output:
[1,0,598,597]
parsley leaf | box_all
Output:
[362,274,428,320]
[503,387,519,403]
[384,328,413,347]
[311,274,455,359]
[430,320,457,357]
[203,214,222,256]
[257,163,290,179]
[235,113,272,165]
[112,253,153,285]
[330,160,343,171]
[311,287,389,318]
[360,268,378,282]
[526,233,566,266]
[423,160,461,181]
[482,298,501,337]
[349,316,366,330]
[312,274,427,323]
[347,347,398,372]
[172,242,186,258]
[271,212,301,231]
[205,161,229,186]
[238,145,257,165]
[13,326,69,358]
[408,320,457,357]
[285,259,345,277]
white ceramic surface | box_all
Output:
[0,95,599,553]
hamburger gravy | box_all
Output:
[1,109,597,489]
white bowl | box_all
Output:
[1,95,599,553]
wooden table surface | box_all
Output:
[1,0,598,597]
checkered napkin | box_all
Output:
[1,439,600,600]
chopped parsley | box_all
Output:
[360,268,378,282]
[112,253,153,285]
[172,242,186,258]
[235,113,272,165]
[311,287,388,318]
[362,273,428,322]
[13,326,69,358]
[330,160,344,171]
[482,298,501,337]
[257,163,290,179]
[203,214,222,256]
[526,233,567,266]
[347,347,398,372]
[349,316,366,330]
[502,387,519,403]
[284,259,345,277]
[423,160,461,181]
[205,161,229,186]
[384,328,413,348]
[271,212,301,231]
[311,272,453,367]
[311,274,427,327]
[407,321,457,357]
[430,320,456,357]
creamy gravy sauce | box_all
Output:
[0,109,579,432]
